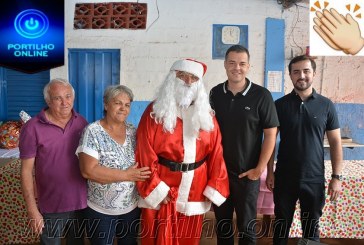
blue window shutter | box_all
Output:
[68,49,120,122]
[0,68,49,121]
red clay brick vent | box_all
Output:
[74,2,147,29]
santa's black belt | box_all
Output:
[158,156,207,172]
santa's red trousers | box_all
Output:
[139,207,204,245]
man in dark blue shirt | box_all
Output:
[266,55,343,245]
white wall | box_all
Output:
[51,0,364,103]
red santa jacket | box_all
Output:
[136,103,229,215]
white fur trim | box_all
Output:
[178,171,194,204]
[170,59,204,80]
[203,185,227,207]
[139,199,212,216]
[138,197,160,210]
[176,108,197,207]
[139,181,170,209]
[176,201,211,216]
[181,107,197,164]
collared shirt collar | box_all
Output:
[39,107,77,123]
[223,78,252,96]
[290,88,318,100]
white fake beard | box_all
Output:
[174,78,199,109]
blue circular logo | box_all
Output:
[14,9,49,39]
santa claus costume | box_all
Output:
[136,59,229,245]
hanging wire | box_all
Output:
[288,4,303,54]
[146,0,160,32]
[277,0,304,9]
[286,2,309,56]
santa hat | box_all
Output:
[170,59,207,80]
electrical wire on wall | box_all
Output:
[146,0,160,32]
[285,3,309,58]
[287,4,303,57]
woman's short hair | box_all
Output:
[103,85,134,114]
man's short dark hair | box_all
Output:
[225,45,250,61]
[288,55,316,74]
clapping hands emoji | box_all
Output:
[313,8,364,55]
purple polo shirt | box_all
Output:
[19,108,88,214]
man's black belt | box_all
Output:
[158,156,207,172]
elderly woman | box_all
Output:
[76,85,151,245]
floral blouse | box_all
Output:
[76,120,138,215]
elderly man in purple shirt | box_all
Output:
[19,78,88,245]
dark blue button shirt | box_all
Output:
[275,89,340,182]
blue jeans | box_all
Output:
[41,209,85,245]
[84,206,141,245]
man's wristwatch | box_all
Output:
[331,174,343,181]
